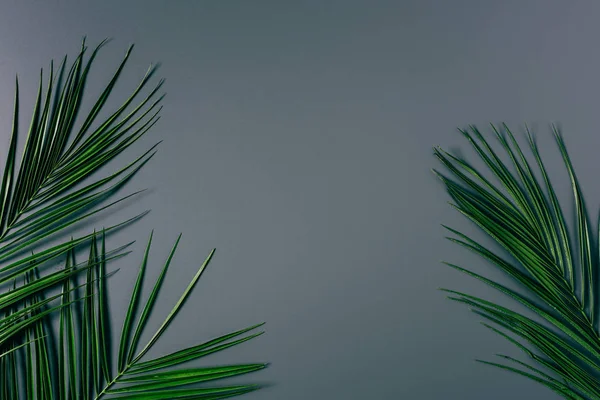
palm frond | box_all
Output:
[435,123,600,399]
[0,37,159,345]
[0,37,162,268]
[19,231,265,399]
[0,39,268,399]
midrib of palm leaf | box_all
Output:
[435,123,600,399]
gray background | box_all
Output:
[2,0,600,399]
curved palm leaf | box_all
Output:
[11,231,265,400]
[435,123,600,399]
[0,36,162,310]
[4,41,159,249]
[0,39,268,398]
[0,230,265,399]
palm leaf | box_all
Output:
[0,38,268,399]
[0,37,161,345]
[435,123,600,399]
[0,232,260,399]
[0,36,161,270]
[44,231,265,399]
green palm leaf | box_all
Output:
[0,38,268,399]
[0,36,160,269]
[435,123,600,399]
[1,232,266,399]
[0,37,160,333]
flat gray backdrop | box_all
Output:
[2,0,600,399]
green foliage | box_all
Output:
[0,38,267,399]
[435,124,600,399]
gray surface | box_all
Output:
[2,0,599,398]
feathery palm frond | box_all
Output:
[0,37,161,332]
[434,124,600,399]
[0,38,268,398]
[6,230,266,399]
[0,37,161,258]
